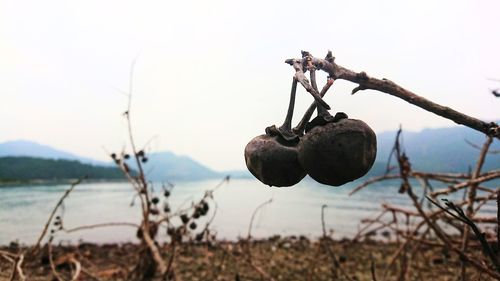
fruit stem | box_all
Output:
[275,78,299,141]
[293,77,334,135]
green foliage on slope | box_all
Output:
[0,156,125,181]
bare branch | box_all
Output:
[32,177,85,254]
[62,222,139,233]
[431,171,500,196]
[247,198,273,239]
[286,51,499,138]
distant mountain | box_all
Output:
[374,124,500,173]
[0,156,124,182]
[0,140,109,166]
[0,140,244,181]
[1,123,498,183]
[135,152,223,181]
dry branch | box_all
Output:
[353,125,500,280]
[286,51,499,139]
[63,222,139,233]
[32,177,84,254]
[431,172,500,197]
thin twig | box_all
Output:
[8,254,25,281]
[461,136,494,279]
[63,222,139,233]
[430,172,500,197]
[465,139,500,154]
[497,188,500,253]
[247,198,273,239]
[321,205,354,281]
[80,268,103,281]
[32,178,84,254]
[427,197,500,274]
[69,258,81,281]
[163,243,177,280]
[371,255,378,281]
[349,174,400,196]
[243,198,275,281]
[1,254,14,264]
[48,242,64,281]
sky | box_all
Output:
[0,0,499,171]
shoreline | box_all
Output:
[0,236,485,281]
[0,178,129,188]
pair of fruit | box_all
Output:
[244,117,377,187]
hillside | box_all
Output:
[375,125,500,173]
[0,140,109,166]
[134,152,224,181]
[1,122,498,182]
[0,157,124,182]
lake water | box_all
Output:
[0,178,495,245]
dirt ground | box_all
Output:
[0,236,494,281]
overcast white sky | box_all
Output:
[0,0,499,171]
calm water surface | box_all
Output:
[0,178,494,245]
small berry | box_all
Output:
[189,222,197,230]
[163,204,171,213]
[151,197,159,205]
[164,190,170,197]
[141,157,148,163]
[167,227,175,236]
[150,208,159,215]
[136,150,145,157]
[195,233,204,241]
[202,202,209,212]
[180,214,189,224]
[110,153,117,159]
[124,154,130,160]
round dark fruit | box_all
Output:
[298,119,377,186]
[244,134,306,187]
[167,227,175,236]
[195,232,204,241]
[163,204,171,213]
[164,190,170,197]
[189,222,197,230]
[201,201,209,212]
[180,214,189,224]
[151,197,159,205]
